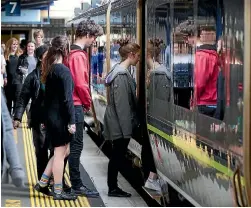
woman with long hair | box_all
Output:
[13,45,49,181]
[34,36,76,200]
[103,39,140,197]
[4,38,22,114]
[16,40,37,127]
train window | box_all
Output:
[194,0,244,153]
[145,0,245,206]
[146,0,174,126]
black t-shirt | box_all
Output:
[6,55,19,85]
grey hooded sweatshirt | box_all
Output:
[147,64,174,123]
[103,64,139,140]
[1,91,25,187]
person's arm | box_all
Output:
[113,75,132,138]
[69,54,91,110]
[13,73,33,123]
[16,56,28,75]
[1,55,6,74]
[1,91,25,187]
[195,54,211,98]
[61,68,75,125]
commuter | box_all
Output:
[67,19,103,197]
[91,46,98,87]
[33,29,44,48]
[34,36,76,200]
[1,41,6,52]
[97,46,104,78]
[1,50,6,91]
[4,38,22,115]
[14,45,72,193]
[20,39,27,53]
[193,27,219,117]
[103,39,140,197]
[1,91,25,188]
[13,45,49,180]
[16,40,37,127]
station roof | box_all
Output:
[1,0,57,11]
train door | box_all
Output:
[144,0,250,206]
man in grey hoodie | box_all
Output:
[1,91,25,187]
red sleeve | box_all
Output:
[69,53,91,110]
[195,53,210,98]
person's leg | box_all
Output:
[69,106,99,197]
[5,85,13,114]
[13,84,22,114]
[26,101,32,128]
[52,144,76,200]
[69,122,84,189]
[32,125,49,180]
[107,139,131,197]
[52,145,68,194]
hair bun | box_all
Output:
[117,38,130,47]
[149,38,162,48]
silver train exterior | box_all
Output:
[67,0,249,206]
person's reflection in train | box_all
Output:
[147,39,173,122]
[144,40,173,192]
[103,39,140,197]
[193,27,219,117]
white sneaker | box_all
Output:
[144,178,161,192]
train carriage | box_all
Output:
[67,0,251,206]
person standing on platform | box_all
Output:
[1,90,25,188]
[13,45,49,180]
[34,36,76,200]
[16,40,37,127]
[103,39,140,197]
[33,29,44,48]
[67,19,103,197]
[4,38,22,115]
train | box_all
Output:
[67,0,251,206]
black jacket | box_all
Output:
[14,66,44,126]
[16,53,37,84]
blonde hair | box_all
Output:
[117,39,140,61]
[4,38,22,60]
[33,29,44,39]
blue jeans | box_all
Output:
[68,105,84,189]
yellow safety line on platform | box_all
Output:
[5,199,21,207]
[22,119,36,207]
[21,113,90,207]
[65,163,91,207]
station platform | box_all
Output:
[1,115,147,207]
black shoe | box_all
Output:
[63,183,72,193]
[72,185,99,197]
[108,187,131,197]
[34,183,52,196]
[53,191,77,200]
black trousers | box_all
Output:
[141,136,157,181]
[107,138,130,190]
[32,124,49,180]
[5,84,22,115]
[68,106,84,189]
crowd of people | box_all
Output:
[1,17,164,200]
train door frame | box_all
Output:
[243,0,251,205]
